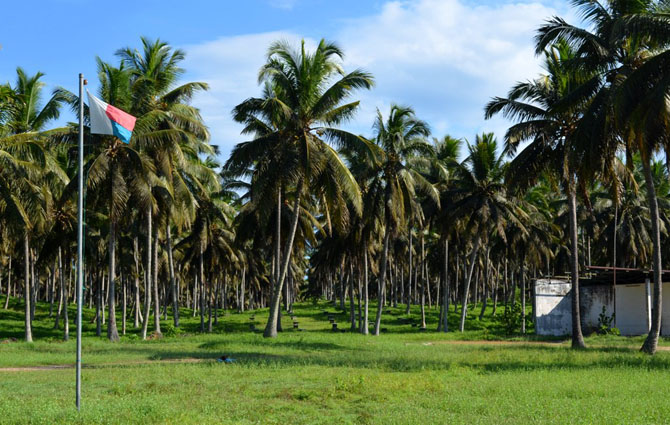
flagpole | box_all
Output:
[76,73,86,411]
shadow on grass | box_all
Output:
[199,339,344,352]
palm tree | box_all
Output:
[534,0,670,353]
[426,135,462,332]
[485,42,592,347]
[82,60,154,342]
[117,37,212,329]
[616,51,670,353]
[368,104,438,335]
[0,68,66,342]
[447,134,523,332]
[227,39,374,338]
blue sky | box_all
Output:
[0,0,573,160]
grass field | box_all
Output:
[2,297,670,424]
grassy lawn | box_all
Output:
[1,297,670,424]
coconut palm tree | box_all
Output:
[447,133,523,332]
[485,41,594,347]
[0,68,66,342]
[534,0,670,353]
[227,39,374,338]
[367,104,438,335]
[425,135,462,332]
[616,50,670,353]
[117,37,212,328]
[80,60,155,342]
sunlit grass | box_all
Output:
[1,297,669,424]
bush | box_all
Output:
[162,324,181,338]
[500,302,531,334]
[597,306,618,335]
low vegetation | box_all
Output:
[2,299,670,424]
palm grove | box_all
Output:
[1,1,670,354]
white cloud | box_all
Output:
[181,0,571,160]
[182,32,313,157]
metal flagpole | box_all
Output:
[76,73,86,411]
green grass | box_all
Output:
[1,296,670,424]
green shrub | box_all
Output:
[162,324,182,338]
[597,306,618,335]
[500,302,531,334]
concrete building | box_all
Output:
[534,268,670,336]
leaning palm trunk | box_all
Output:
[141,209,152,340]
[459,234,481,332]
[567,176,585,348]
[107,218,120,342]
[641,156,663,355]
[264,179,303,338]
[373,227,392,336]
[166,221,179,327]
[23,233,32,342]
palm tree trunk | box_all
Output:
[362,247,369,335]
[492,264,500,316]
[240,267,246,312]
[349,263,356,331]
[420,233,426,329]
[567,175,586,348]
[54,258,62,330]
[166,221,179,328]
[141,208,152,340]
[406,232,412,315]
[339,261,346,310]
[30,249,36,322]
[48,270,54,318]
[373,227,392,336]
[107,218,120,342]
[199,242,205,333]
[23,233,32,342]
[96,271,102,336]
[264,178,303,338]
[3,256,11,310]
[357,263,363,331]
[479,249,490,321]
[133,237,140,328]
[60,248,69,341]
[459,234,481,332]
[152,232,161,336]
[520,257,526,334]
[442,238,449,332]
[207,273,213,333]
[641,156,663,355]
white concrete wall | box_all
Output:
[535,278,668,337]
[615,283,650,336]
[660,283,670,336]
[581,284,614,331]
[534,280,572,336]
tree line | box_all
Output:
[1,1,669,354]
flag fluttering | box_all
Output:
[87,91,136,143]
